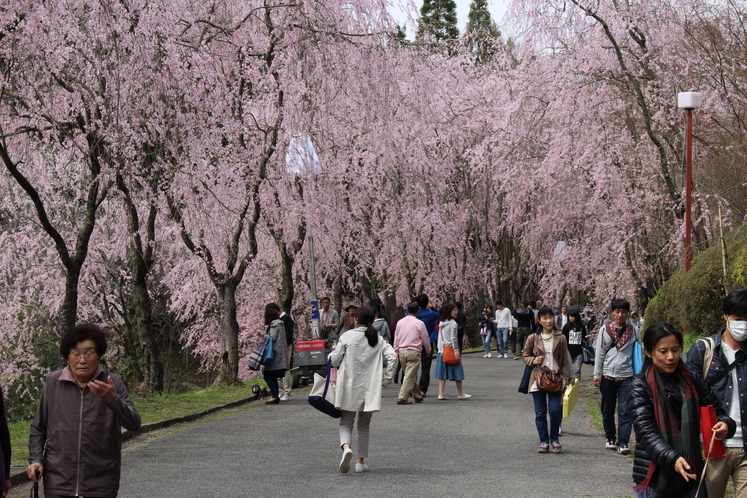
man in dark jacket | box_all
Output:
[686,288,747,497]
[455,302,467,353]
[514,301,534,360]
[414,294,440,396]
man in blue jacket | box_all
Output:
[686,288,747,498]
[414,294,440,397]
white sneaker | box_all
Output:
[279,394,291,402]
[504,354,509,358]
[340,448,353,473]
[458,394,472,400]
[487,353,492,358]
[483,354,488,358]
[438,395,449,400]
[355,463,369,473]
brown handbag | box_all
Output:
[536,365,564,392]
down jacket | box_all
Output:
[626,366,735,490]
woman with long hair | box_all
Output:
[434,303,471,400]
[259,304,289,404]
[523,307,569,454]
[627,322,734,497]
[562,308,587,382]
[329,306,397,473]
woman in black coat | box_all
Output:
[627,322,735,498]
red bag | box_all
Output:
[700,405,726,460]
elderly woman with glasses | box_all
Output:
[26,323,141,498]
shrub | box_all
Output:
[644,226,747,337]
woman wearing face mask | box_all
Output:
[685,288,747,497]
[627,322,735,498]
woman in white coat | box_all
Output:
[329,306,397,474]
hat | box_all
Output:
[346,304,358,312]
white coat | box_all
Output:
[329,325,398,412]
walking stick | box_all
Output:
[29,471,39,498]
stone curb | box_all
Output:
[9,393,263,487]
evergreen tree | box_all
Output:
[417,0,459,46]
[463,0,500,62]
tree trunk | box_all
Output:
[117,170,164,392]
[218,284,240,384]
[132,277,163,392]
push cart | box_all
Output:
[293,339,330,387]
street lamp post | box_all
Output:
[677,92,702,272]
[286,135,322,338]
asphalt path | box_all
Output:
[118,353,634,497]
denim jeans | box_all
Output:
[532,390,563,444]
[600,376,633,444]
[496,328,509,355]
[482,331,492,354]
[570,353,583,381]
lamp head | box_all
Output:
[678,92,702,110]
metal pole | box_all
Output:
[305,193,320,339]
[685,109,693,272]
[719,204,728,286]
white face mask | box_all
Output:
[729,320,747,341]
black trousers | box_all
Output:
[418,341,437,394]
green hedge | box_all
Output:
[644,226,747,336]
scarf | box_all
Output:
[634,363,702,497]
[606,320,634,350]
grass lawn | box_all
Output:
[8,379,268,470]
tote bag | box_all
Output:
[247,337,269,371]
[308,359,342,418]
[261,336,276,366]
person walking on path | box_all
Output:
[478,306,494,357]
[390,306,406,384]
[455,302,467,353]
[329,306,397,473]
[26,323,141,498]
[320,297,340,341]
[268,303,295,402]
[337,305,358,338]
[494,301,513,358]
[556,305,569,331]
[627,322,734,498]
[685,288,747,498]
[259,304,289,405]
[393,302,431,404]
[514,301,534,360]
[435,304,472,400]
[415,294,440,397]
[523,307,570,454]
[0,385,10,498]
[593,298,641,455]
[562,308,587,381]
[371,304,391,343]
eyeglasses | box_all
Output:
[69,350,97,360]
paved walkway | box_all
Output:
[118,353,634,497]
